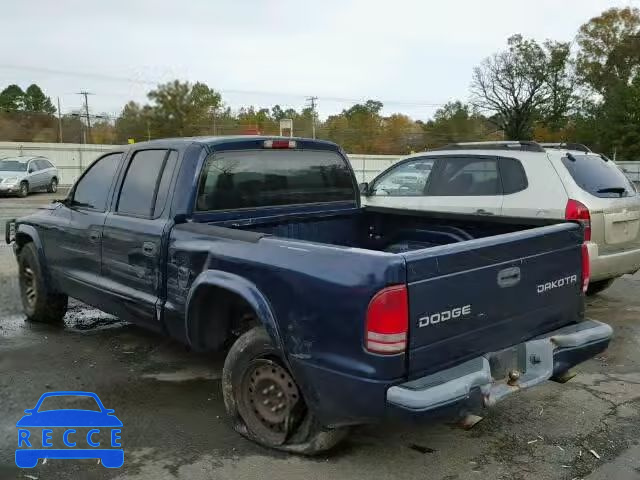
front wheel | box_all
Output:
[18,181,28,198]
[222,326,348,454]
[18,242,68,323]
[47,178,58,193]
[586,279,615,296]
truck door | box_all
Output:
[43,152,123,304]
[101,149,179,328]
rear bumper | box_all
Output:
[291,319,612,427]
[587,241,640,281]
[387,319,612,413]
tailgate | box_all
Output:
[402,223,584,378]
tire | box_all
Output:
[17,242,68,323]
[222,326,348,455]
[47,178,58,193]
[18,181,28,198]
[586,279,615,296]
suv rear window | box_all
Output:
[196,150,355,211]
[561,154,636,198]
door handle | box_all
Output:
[88,230,101,242]
[142,242,157,257]
[476,209,494,216]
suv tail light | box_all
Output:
[365,285,408,355]
[565,199,591,241]
[582,243,590,293]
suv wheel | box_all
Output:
[222,326,348,454]
[18,181,28,198]
[47,178,58,193]
[18,242,68,323]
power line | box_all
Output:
[0,64,450,109]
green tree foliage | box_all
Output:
[23,84,56,114]
[0,85,26,112]
[574,7,640,160]
[422,102,497,147]
[576,7,640,94]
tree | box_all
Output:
[423,101,496,147]
[471,35,575,139]
[0,84,25,112]
[576,7,640,94]
[23,84,56,114]
[147,80,222,137]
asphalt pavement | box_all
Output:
[1,194,639,480]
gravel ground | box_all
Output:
[1,194,639,480]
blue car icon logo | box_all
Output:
[16,391,123,468]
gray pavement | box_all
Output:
[0,194,639,480]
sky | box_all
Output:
[1,0,637,121]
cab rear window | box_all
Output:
[561,154,636,198]
[196,150,355,211]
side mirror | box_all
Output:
[358,182,370,196]
[28,168,35,174]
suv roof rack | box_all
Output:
[432,141,545,153]
[539,142,592,153]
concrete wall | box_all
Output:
[0,141,636,186]
[0,142,115,186]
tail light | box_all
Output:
[565,199,591,241]
[581,243,590,293]
[263,140,296,149]
[365,285,408,355]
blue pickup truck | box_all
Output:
[6,136,612,454]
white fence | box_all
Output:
[0,141,637,186]
[0,142,115,186]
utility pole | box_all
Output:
[77,91,94,143]
[56,97,63,143]
[306,96,318,139]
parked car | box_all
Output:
[6,137,611,454]
[362,141,640,296]
[0,156,59,197]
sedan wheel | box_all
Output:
[18,182,28,198]
[48,178,58,193]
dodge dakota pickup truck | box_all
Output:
[6,136,612,454]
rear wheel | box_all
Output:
[18,181,28,198]
[47,178,58,193]
[222,326,348,454]
[586,279,615,296]
[18,242,68,323]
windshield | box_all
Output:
[37,395,101,412]
[0,160,27,172]
[196,150,355,211]
[561,154,636,198]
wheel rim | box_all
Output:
[21,265,36,308]
[238,359,301,445]
[51,180,57,192]
[21,184,27,195]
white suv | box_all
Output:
[361,141,640,295]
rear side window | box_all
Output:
[73,153,122,211]
[153,150,178,217]
[499,158,528,194]
[371,158,434,196]
[117,149,169,217]
[196,150,355,211]
[428,157,500,196]
[561,154,636,198]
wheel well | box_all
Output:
[188,285,260,351]
[15,233,33,252]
